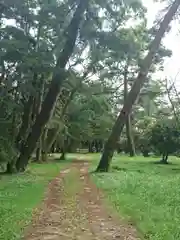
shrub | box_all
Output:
[150,119,180,163]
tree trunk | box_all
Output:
[41,151,48,162]
[123,63,136,157]
[60,140,68,160]
[126,115,136,157]
[11,109,17,142]
[5,162,16,174]
[89,142,93,153]
[15,0,89,172]
[46,127,62,153]
[142,150,149,157]
[160,153,169,164]
[41,128,48,162]
[35,146,41,162]
[96,0,180,172]
[60,149,66,160]
[35,138,42,163]
[10,89,19,143]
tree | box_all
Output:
[134,117,156,157]
[0,0,72,170]
[150,119,180,164]
[96,0,180,172]
[15,0,89,172]
[1,0,179,174]
[123,61,136,156]
[64,81,115,153]
[14,0,144,171]
[0,0,147,172]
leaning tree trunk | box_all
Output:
[126,115,136,157]
[96,0,180,172]
[41,86,77,158]
[35,77,45,162]
[15,0,89,172]
[123,62,136,157]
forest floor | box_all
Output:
[23,160,139,240]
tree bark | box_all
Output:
[11,90,19,142]
[60,139,68,160]
[60,149,66,160]
[160,153,169,164]
[15,0,89,172]
[96,0,180,172]
[41,128,49,162]
[35,78,45,163]
[5,162,16,174]
[123,62,136,157]
[142,150,149,157]
[126,115,136,157]
[35,139,42,162]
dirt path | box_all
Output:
[23,161,139,240]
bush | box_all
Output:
[134,117,156,157]
[150,119,180,163]
[0,137,18,173]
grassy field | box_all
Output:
[0,161,67,240]
[88,154,180,240]
[2,153,180,240]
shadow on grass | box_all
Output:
[112,166,145,173]
[171,168,180,172]
[111,161,180,175]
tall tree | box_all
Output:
[96,0,180,172]
[123,61,136,156]
[1,0,146,172]
[15,0,89,171]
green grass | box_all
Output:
[0,161,67,240]
[88,154,180,240]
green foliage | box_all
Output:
[150,119,180,158]
[0,0,177,167]
[0,139,17,164]
[65,83,115,142]
[0,105,18,164]
[134,117,156,156]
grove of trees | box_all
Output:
[0,0,180,173]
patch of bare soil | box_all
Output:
[23,162,139,240]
